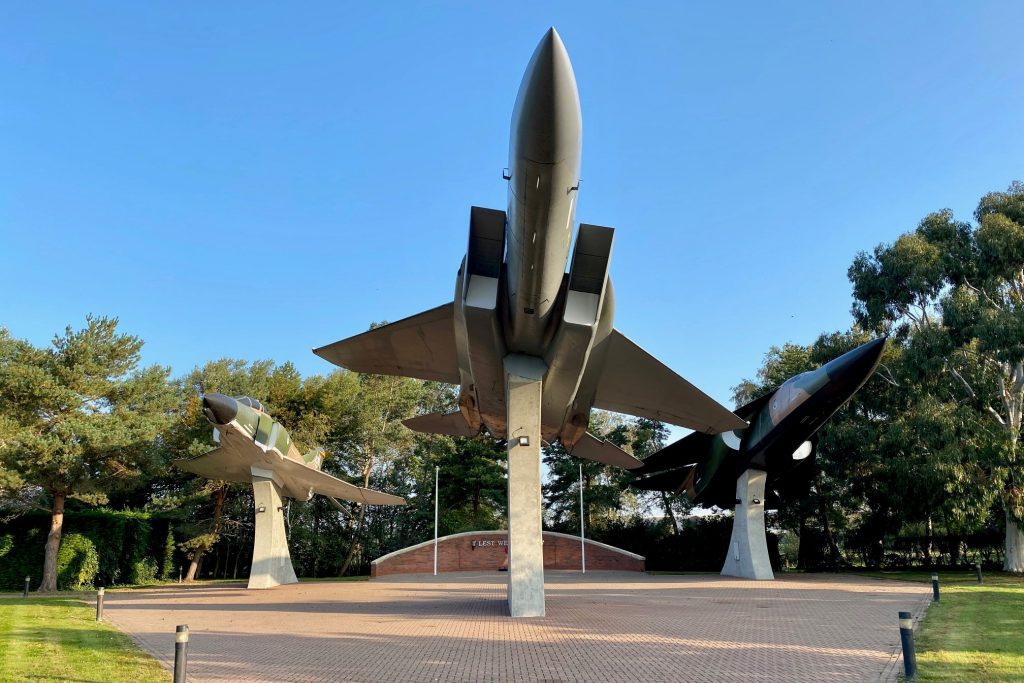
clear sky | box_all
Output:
[3,2,1023,416]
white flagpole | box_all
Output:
[579,463,586,574]
[434,465,439,576]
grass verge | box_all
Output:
[858,570,1024,682]
[0,597,169,683]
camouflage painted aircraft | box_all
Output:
[175,393,405,507]
[313,29,746,470]
[631,337,886,508]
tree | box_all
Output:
[850,183,1024,572]
[543,411,629,532]
[0,317,174,591]
[327,371,423,576]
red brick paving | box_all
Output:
[105,572,932,683]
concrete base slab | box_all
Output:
[504,354,546,617]
[721,468,774,580]
[104,572,934,683]
[248,471,298,589]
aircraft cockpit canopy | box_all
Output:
[235,396,265,412]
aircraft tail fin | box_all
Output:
[402,411,480,437]
[568,432,644,469]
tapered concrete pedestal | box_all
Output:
[721,468,774,580]
[248,468,298,589]
[504,355,546,617]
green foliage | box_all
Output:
[0,527,44,590]
[161,525,175,579]
[0,510,170,589]
[130,557,159,585]
[55,533,99,590]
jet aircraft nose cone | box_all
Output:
[823,337,887,388]
[202,393,238,426]
[510,27,581,164]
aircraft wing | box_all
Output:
[592,330,747,434]
[630,465,695,494]
[175,450,405,506]
[173,449,252,484]
[274,457,406,506]
[313,303,460,384]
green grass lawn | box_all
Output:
[0,597,169,683]
[858,570,1024,682]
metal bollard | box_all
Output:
[178,566,182,584]
[899,611,918,680]
[173,624,189,683]
[976,562,983,584]
[23,576,30,598]
[96,587,105,621]
[931,572,940,601]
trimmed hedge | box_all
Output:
[0,509,178,590]
[56,533,99,590]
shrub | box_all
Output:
[56,533,99,590]
[161,525,176,579]
[131,556,159,585]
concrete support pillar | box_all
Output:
[248,468,298,589]
[721,468,774,580]
[504,354,547,617]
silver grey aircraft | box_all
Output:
[314,29,746,468]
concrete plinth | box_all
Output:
[248,468,298,589]
[721,468,774,580]
[504,354,547,617]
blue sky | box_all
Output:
[3,2,1023,415]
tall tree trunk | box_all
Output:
[38,492,65,592]
[185,484,228,582]
[338,461,372,576]
[1004,509,1024,573]
[796,515,809,570]
[660,492,680,535]
[817,495,841,571]
[925,516,934,568]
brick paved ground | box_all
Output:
[105,572,931,683]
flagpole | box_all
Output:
[433,465,439,576]
[579,463,586,574]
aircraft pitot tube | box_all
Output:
[631,337,886,509]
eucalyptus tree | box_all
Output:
[0,317,175,591]
[850,182,1024,572]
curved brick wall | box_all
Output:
[371,530,644,577]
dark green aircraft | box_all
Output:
[631,337,886,509]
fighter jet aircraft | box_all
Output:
[314,28,746,469]
[631,337,886,508]
[175,393,405,507]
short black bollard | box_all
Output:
[976,562,983,584]
[23,576,30,598]
[96,587,105,621]
[899,610,918,680]
[931,572,940,601]
[173,624,189,683]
